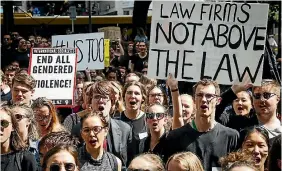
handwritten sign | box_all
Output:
[148,1,269,85]
[29,48,77,106]
[52,33,104,70]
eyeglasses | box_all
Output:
[14,114,28,122]
[253,92,276,100]
[93,94,110,101]
[149,93,163,97]
[49,163,76,171]
[1,120,11,128]
[82,126,106,135]
[196,93,218,100]
[35,114,50,121]
[146,113,166,120]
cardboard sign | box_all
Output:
[148,1,269,85]
[28,48,77,106]
[98,27,121,40]
[52,33,104,70]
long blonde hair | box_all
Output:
[166,152,204,171]
[110,81,125,113]
[10,104,39,141]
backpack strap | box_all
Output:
[106,152,118,171]
[15,151,24,171]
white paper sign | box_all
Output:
[29,48,77,106]
[148,1,269,85]
[52,33,104,70]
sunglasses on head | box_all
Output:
[146,113,166,120]
[1,120,11,128]
[253,92,276,100]
[49,163,76,171]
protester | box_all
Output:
[219,150,257,171]
[120,81,147,161]
[241,127,269,171]
[63,82,93,132]
[268,135,281,171]
[42,145,79,171]
[125,72,140,83]
[180,94,195,124]
[72,81,132,168]
[134,27,148,42]
[166,152,204,171]
[1,71,12,102]
[128,153,165,171]
[11,72,36,106]
[139,104,168,156]
[32,97,66,138]
[224,162,258,171]
[147,85,168,106]
[76,72,86,84]
[252,79,281,139]
[74,82,83,107]
[109,81,125,118]
[219,90,256,131]
[131,41,148,72]
[11,38,30,68]
[38,131,80,164]
[79,111,122,171]
[0,104,37,171]
[10,105,40,165]
[4,65,18,87]
[163,79,240,171]
[86,81,131,167]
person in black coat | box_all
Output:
[70,81,132,169]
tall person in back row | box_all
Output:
[163,79,239,171]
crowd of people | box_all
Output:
[0,26,281,171]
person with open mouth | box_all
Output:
[242,126,269,171]
[140,104,168,157]
[79,111,122,171]
[72,81,131,169]
[120,81,147,162]
[163,79,240,171]
[233,91,253,116]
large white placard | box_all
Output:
[29,48,77,106]
[148,1,269,85]
[52,33,104,70]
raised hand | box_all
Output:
[166,73,178,90]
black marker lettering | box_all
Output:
[213,54,233,82]
[253,27,266,51]
[200,52,212,80]
[182,50,194,80]
[160,4,169,18]
[156,22,172,44]
[233,54,264,83]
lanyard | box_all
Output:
[192,120,198,131]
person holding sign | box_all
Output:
[163,79,239,171]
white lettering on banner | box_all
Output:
[148,2,269,85]
[52,33,104,70]
[29,48,77,106]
